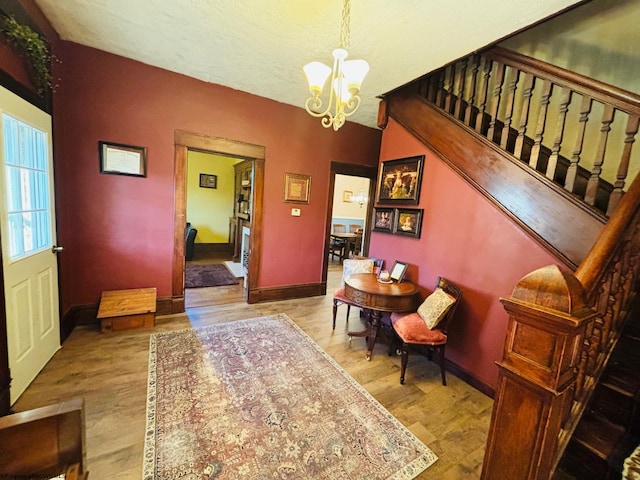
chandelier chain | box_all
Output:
[339,0,351,49]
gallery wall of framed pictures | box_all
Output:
[372,155,425,239]
[373,207,423,238]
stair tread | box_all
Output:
[602,364,640,395]
[574,413,626,459]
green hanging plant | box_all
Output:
[1,15,52,93]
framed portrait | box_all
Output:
[376,155,424,205]
[99,141,146,177]
[394,208,423,238]
[199,173,217,189]
[390,261,409,283]
[372,207,394,233]
[284,173,311,204]
[343,190,353,202]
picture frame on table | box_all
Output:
[393,208,423,238]
[283,173,311,204]
[390,261,409,283]
[372,207,394,233]
[99,141,147,177]
[375,155,424,205]
[199,173,218,189]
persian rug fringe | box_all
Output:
[143,313,437,479]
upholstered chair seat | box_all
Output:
[390,312,447,344]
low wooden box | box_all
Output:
[97,287,157,333]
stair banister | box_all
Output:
[481,138,640,480]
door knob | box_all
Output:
[52,245,64,253]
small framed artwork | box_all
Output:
[376,155,424,205]
[99,141,147,177]
[372,207,394,233]
[390,261,409,283]
[343,190,353,202]
[394,208,423,238]
[199,173,218,189]
[284,173,311,204]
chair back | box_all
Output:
[354,256,383,274]
[333,224,346,233]
[341,258,374,285]
[434,276,463,333]
[349,224,361,233]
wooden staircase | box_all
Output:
[379,45,640,479]
[555,304,640,479]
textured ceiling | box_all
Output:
[34,0,582,129]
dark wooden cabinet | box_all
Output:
[232,161,253,262]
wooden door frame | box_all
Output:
[173,130,265,311]
[322,162,378,284]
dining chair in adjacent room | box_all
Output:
[332,258,383,329]
[329,224,347,261]
[389,277,462,386]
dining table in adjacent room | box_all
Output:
[343,273,419,360]
[330,231,358,262]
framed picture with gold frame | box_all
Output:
[284,173,311,204]
[376,155,424,205]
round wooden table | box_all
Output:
[344,273,419,360]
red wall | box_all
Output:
[370,119,560,389]
[52,42,381,313]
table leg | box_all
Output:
[341,238,352,263]
[347,309,380,361]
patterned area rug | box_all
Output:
[185,263,239,288]
[143,314,437,479]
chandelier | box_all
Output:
[302,0,369,131]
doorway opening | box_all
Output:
[173,131,265,312]
[183,151,251,307]
[323,161,377,285]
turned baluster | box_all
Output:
[546,88,573,181]
[453,59,468,120]
[475,57,492,134]
[486,62,506,143]
[565,95,593,194]
[529,80,554,170]
[434,69,446,109]
[514,73,536,159]
[584,104,616,207]
[608,114,640,215]
[443,64,456,114]
[500,68,520,150]
[464,55,481,126]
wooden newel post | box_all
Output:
[481,265,597,480]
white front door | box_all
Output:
[0,86,60,405]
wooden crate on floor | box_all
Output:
[97,287,157,333]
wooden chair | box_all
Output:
[348,224,361,233]
[332,258,383,329]
[329,224,347,261]
[0,397,88,478]
[389,277,462,385]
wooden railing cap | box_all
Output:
[511,265,587,314]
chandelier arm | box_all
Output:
[341,95,361,117]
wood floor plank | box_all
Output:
[11,257,493,478]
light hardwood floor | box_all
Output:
[13,259,494,479]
